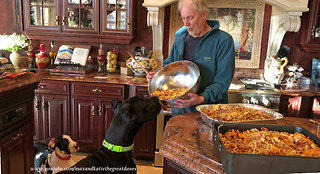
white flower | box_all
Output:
[0,33,28,52]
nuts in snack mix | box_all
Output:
[220,127,320,157]
[152,87,189,101]
[201,104,274,121]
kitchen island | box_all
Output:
[0,71,41,174]
[160,111,320,174]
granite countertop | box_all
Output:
[2,68,320,96]
[38,70,149,87]
[159,111,320,174]
[0,69,150,94]
[0,71,42,93]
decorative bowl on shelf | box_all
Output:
[126,56,157,76]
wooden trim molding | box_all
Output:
[143,0,310,69]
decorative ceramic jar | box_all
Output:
[36,44,50,69]
[10,50,21,68]
[126,56,157,76]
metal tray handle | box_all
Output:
[309,119,320,137]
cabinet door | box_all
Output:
[23,0,60,32]
[22,0,134,43]
[41,93,70,139]
[99,98,115,145]
[61,0,99,34]
[34,80,70,141]
[131,86,156,160]
[71,96,100,152]
[13,0,23,31]
[34,93,42,141]
[1,124,33,174]
[312,96,320,118]
[279,95,313,118]
[298,0,320,52]
[100,0,133,37]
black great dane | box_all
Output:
[58,96,161,173]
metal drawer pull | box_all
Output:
[35,102,40,111]
[92,89,102,92]
[62,16,66,26]
[98,106,102,116]
[91,106,95,116]
[42,102,48,111]
[38,85,45,89]
[12,133,23,141]
[55,16,59,25]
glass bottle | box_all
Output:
[107,47,117,73]
[27,39,36,68]
[97,43,106,73]
[49,41,56,68]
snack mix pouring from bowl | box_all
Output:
[147,0,235,117]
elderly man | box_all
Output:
[147,0,235,117]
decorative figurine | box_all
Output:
[36,44,50,69]
[27,39,36,68]
[97,43,106,73]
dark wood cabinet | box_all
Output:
[0,124,33,174]
[22,0,134,44]
[0,81,38,174]
[33,79,155,158]
[130,85,156,160]
[298,0,320,52]
[279,94,320,118]
[34,80,70,141]
[13,0,23,32]
[71,82,128,152]
[311,96,320,118]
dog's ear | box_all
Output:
[111,98,122,114]
[48,138,57,150]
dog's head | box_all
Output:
[111,96,161,123]
[49,135,79,157]
[105,96,161,146]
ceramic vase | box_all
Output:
[10,50,21,68]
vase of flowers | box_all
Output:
[0,33,28,68]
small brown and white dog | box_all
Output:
[34,135,79,174]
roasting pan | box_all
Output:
[197,104,283,127]
[213,122,320,174]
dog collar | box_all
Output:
[55,151,71,160]
[102,140,134,152]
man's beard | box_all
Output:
[187,27,200,37]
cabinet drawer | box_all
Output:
[35,80,69,95]
[71,82,126,98]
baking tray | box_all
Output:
[196,104,283,127]
[213,123,320,174]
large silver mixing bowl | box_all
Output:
[148,60,201,105]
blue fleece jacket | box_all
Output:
[164,20,235,116]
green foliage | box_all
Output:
[0,33,28,52]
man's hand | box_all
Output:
[146,72,156,82]
[173,93,205,108]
